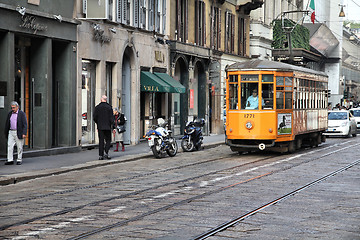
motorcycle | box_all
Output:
[181,118,205,152]
[145,118,178,158]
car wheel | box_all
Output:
[347,127,352,138]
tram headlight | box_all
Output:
[245,121,253,130]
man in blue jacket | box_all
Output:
[93,95,114,160]
[4,101,28,165]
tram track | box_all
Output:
[1,140,358,238]
[192,159,360,240]
[66,142,359,239]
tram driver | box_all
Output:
[245,89,264,109]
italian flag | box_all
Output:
[310,0,315,24]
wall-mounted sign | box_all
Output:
[93,28,111,44]
[28,0,40,6]
[19,16,47,34]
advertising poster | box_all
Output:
[190,89,194,109]
[277,113,292,134]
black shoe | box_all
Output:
[104,155,111,160]
[99,156,104,160]
[16,162,22,165]
[4,161,14,165]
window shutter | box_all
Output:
[195,0,199,44]
[83,0,87,14]
[162,0,166,34]
[202,1,205,46]
[155,0,160,32]
[231,14,235,53]
[122,0,128,24]
[140,0,146,29]
[218,8,221,49]
[116,0,121,22]
[185,0,188,42]
[148,0,154,31]
[177,0,181,41]
[134,0,139,27]
[225,11,229,52]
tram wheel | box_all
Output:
[288,141,296,153]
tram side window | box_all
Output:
[229,83,239,109]
[276,91,284,109]
[285,92,292,109]
[262,84,273,109]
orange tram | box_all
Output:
[225,60,328,153]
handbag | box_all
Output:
[117,125,126,133]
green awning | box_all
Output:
[141,71,172,93]
[153,72,186,94]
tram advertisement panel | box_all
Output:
[277,113,292,135]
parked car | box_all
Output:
[324,110,357,137]
[349,108,360,131]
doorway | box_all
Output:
[81,60,96,145]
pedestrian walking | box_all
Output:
[94,95,114,160]
[4,101,27,165]
[113,108,126,152]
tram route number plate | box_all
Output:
[244,114,255,118]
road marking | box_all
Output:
[107,206,126,213]
[11,216,93,240]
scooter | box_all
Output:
[181,118,205,152]
[145,118,178,158]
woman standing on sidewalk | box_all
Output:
[113,108,126,152]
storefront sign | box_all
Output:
[19,16,47,33]
[143,85,160,92]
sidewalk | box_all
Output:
[0,134,225,186]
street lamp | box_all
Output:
[339,4,345,17]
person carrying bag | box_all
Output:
[113,108,126,152]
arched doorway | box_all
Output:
[174,57,189,135]
[121,47,133,144]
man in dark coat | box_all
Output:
[4,101,28,165]
[93,95,114,160]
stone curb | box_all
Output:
[0,141,224,186]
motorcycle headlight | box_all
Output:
[185,128,195,134]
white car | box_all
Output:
[324,110,357,137]
[349,108,360,131]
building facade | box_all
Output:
[0,0,78,156]
[77,0,171,145]
[168,0,262,135]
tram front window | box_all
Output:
[241,83,262,109]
